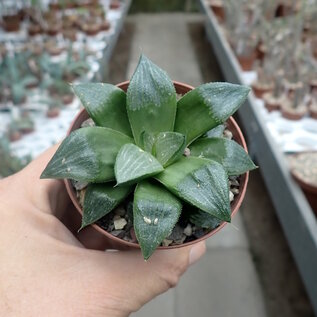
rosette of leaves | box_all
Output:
[41,55,256,259]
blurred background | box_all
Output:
[0,0,317,316]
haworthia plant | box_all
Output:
[41,54,256,260]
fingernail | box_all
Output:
[189,241,206,266]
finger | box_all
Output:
[81,242,206,315]
[10,144,69,217]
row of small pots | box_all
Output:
[0,0,120,33]
[251,81,317,120]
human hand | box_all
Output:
[0,145,206,317]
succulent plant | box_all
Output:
[41,55,256,259]
[0,52,38,105]
[39,45,90,82]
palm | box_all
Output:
[0,145,202,317]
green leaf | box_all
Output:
[190,138,257,176]
[41,127,133,182]
[203,124,225,138]
[127,55,177,146]
[156,157,231,222]
[153,132,186,167]
[21,75,38,87]
[174,82,250,144]
[141,131,156,153]
[189,208,222,229]
[133,181,182,260]
[81,183,132,230]
[73,83,132,137]
[115,144,164,186]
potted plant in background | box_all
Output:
[281,83,308,120]
[263,70,286,112]
[289,152,317,214]
[309,89,317,119]
[251,62,274,99]
[45,99,62,118]
[0,53,38,105]
[41,55,256,259]
[224,0,260,71]
[1,3,21,32]
[208,0,225,22]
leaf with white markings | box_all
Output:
[41,127,133,182]
[141,131,156,153]
[175,82,250,144]
[133,181,182,260]
[152,132,186,167]
[127,55,177,146]
[156,157,231,222]
[115,143,164,186]
[80,183,132,230]
[73,83,132,136]
[190,138,257,175]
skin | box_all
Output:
[0,145,206,317]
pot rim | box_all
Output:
[292,172,317,193]
[290,151,317,193]
[64,80,250,250]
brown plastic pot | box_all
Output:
[255,42,266,62]
[9,131,22,142]
[275,3,294,17]
[28,24,42,36]
[99,20,111,31]
[292,170,317,215]
[210,3,225,22]
[49,3,61,10]
[47,108,60,118]
[82,23,100,36]
[62,94,74,105]
[251,82,273,99]
[110,0,121,9]
[46,25,61,36]
[2,14,20,32]
[265,99,282,112]
[281,106,307,120]
[310,105,317,120]
[237,52,256,71]
[310,79,317,92]
[64,81,250,251]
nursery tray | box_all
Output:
[0,0,132,161]
[199,0,317,313]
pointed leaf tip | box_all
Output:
[190,137,257,175]
[73,83,132,137]
[127,55,177,146]
[133,181,182,260]
[80,183,132,230]
[41,127,133,182]
[115,144,164,186]
[153,131,186,167]
[175,82,250,144]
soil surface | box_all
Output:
[76,115,241,248]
